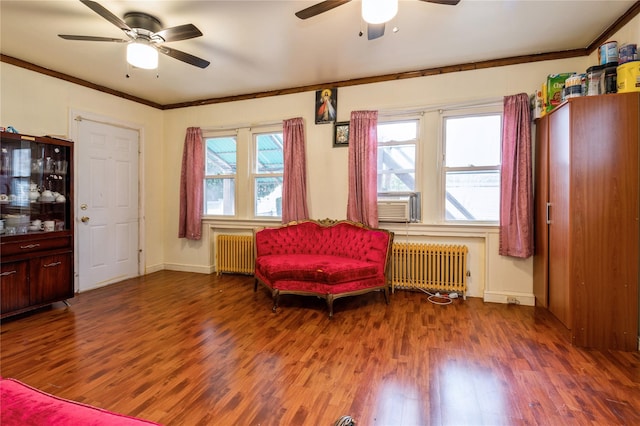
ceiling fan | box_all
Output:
[295,0,461,40]
[58,0,210,69]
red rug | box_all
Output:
[0,377,161,425]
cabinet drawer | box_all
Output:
[1,236,72,257]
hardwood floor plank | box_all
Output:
[1,270,639,425]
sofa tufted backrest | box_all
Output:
[255,220,393,274]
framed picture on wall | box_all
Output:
[315,88,337,124]
[334,121,349,147]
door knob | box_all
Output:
[81,216,90,223]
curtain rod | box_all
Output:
[379,97,503,117]
[201,97,504,130]
[201,120,283,133]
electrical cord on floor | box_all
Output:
[417,287,458,305]
[396,225,460,306]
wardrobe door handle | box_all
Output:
[546,202,551,225]
[43,261,62,268]
[0,270,17,277]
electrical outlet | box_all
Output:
[507,296,520,305]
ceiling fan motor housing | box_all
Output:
[124,12,162,34]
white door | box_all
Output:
[77,120,139,292]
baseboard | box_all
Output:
[483,291,535,306]
[161,263,215,274]
[144,263,165,274]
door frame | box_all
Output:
[68,110,146,293]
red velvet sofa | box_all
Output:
[0,377,161,425]
[253,219,394,317]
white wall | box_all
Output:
[162,56,599,305]
[0,64,166,274]
[2,13,637,304]
[161,14,639,304]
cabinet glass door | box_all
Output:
[0,133,72,236]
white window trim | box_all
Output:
[203,130,238,218]
[251,126,284,220]
[439,105,503,224]
[203,123,286,221]
[377,115,422,198]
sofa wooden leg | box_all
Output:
[383,287,390,305]
[254,279,258,292]
[327,294,334,318]
[272,289,280,313]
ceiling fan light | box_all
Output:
[362,0,398,24]
[127,41,158,69]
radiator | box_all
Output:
[216,235,254,275]
[390,243,468,297]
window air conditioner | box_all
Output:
[378,192,420,223]
[378,200,410,222]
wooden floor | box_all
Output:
[1,271,639,426]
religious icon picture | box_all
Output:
[334,122,349,147]
[315,88,338,124]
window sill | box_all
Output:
[202,217,498,236]
[379,221,499,237]
[202,217,282,231]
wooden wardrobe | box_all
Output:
[533,92,639,351]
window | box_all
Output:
[377,120,418,194]
[443,113,502,222]
[204,136,236,215]
[377,119,420,222]
[203,126,284,219]
[253,132,284,217]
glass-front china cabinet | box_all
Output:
[0,131,74,318]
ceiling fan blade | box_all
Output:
[154,24,203,43]
[80,0,132,32]
[420,0,461,5]
[367,23,385,40]
[158,46,210,69]
[58,34,129,42]
[295,0,352,20]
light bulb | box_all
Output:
[362,0,398,25]
[127,41,158,70]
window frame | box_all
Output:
[441,107,503,224]
[251,129,284,219]
[376,116,421,198]
[203,132,238,217]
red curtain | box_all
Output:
[178,127,204,240]
[281,117,309,223]
[499,93,533,258]
[347,110,379,227]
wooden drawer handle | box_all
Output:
[20,244,40,249]
[43,262,62,268]
[0,270,17,277]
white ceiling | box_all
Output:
[1,0,636,107]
